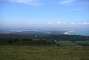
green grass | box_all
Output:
[0,45,89,60]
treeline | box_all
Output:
[0,38,89,46]
[0,33,89,46]
[0,38,56,46]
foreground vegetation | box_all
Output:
[0,36,89,60]
[0,45,89,60]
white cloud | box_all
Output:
[57,21,62,24]
[47,20,89,25]
[64,31,74,35]
[59,0,76,5]
[82,22,89,25]
[47,22,53,25]
[7,0,41,6]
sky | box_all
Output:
[0,0,89,35]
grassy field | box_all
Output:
[0,45,89,60]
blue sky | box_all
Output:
[0,0,89,35]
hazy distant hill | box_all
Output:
[0,31,89,41]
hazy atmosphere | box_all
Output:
[0,0,89,35]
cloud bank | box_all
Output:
[59,0,76,5]
[1,0,41,6]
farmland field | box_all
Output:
[0,45,89,60]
